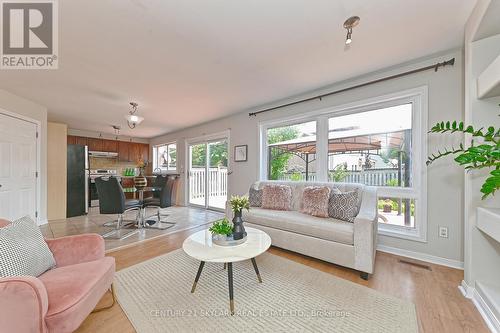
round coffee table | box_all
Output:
[182,227,271,315]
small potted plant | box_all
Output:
[230,195,250,240]
[209,218,234,244]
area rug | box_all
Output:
[114,249,418,333]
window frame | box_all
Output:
[258,86,428,242]
[152,141,178,173]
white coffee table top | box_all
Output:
[182,227,271,263]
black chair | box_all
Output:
[95,176,142,239]
[142,175,175,230]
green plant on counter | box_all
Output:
[427,121,499,199]
[209,218,233,236]
[229,195,250,214]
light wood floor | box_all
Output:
[76,225,488,333]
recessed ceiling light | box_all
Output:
[343,16,360,45]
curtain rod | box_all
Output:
[248,58,455,117]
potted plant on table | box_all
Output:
[230,195,250,240]
[209,218,234,243]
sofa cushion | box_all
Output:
[249,187,262,207]
[0,219,9,228]
[243,208,354,245]
[300,186,331,218]
[39,256,115,332]
[0,216,56,278]
[262,184,292,211]
[328,190,359,223]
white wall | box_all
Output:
[151,50,465,263]
[0,89,48,224]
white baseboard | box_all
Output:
[459,279,474,298]
[377,244,464,270]
[38,219,48,226]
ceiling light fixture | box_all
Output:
[343,16,360,45]
[125,102,144,129]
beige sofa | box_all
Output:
[240,181,378,279]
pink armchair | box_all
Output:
[0,219,116,333]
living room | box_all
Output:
[0,0,499,332]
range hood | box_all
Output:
[88,151,119,158]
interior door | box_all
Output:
[188,137,228,211]
[0,113,38,221]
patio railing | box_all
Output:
[189,167,228,200]
[278,168,406,186]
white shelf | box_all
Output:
[477,53,500,99]
[477,207,500,244]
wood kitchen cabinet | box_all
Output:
[75,136,88,146]
[128,142,141,163]
[102,139,118,152]
[87,138,103,151]
[140,143,150,163]
[67,135,77,145]
[118,140,130,161]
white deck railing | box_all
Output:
[189,167,228,200]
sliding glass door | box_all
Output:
[188,137,228,210]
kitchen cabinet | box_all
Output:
[75,136,88,146]
[118,140,130,162]
[140,143,150,162]
[128,142,141,163]
[67,135,77,145]
[102,139,118,152]
[87,138,103,151]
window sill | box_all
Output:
[378,223,427,243]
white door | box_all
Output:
[0,113,38,222]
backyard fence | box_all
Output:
[278,168,406,186]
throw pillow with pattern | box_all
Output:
[328,190,359,223]
[300,186,331,218]
[249,187,262,207]
[0,216,56,278]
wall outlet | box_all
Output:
[439,226,449,238]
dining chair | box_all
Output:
[95,176,142,239]
[142,175,175,230]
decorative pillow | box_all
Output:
[249,187,262,207]
[328,190,359,223]
[261,184,292,211]
[0,216,56,278]
[300,186,331,218]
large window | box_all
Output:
[328,104,415,228]
[260,87,427,241]
[266,121,317,181]
[153,142,177,172]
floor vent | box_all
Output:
[398,259,432,271]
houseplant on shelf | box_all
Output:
[230,195,250,240]
[427,121,499,199]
